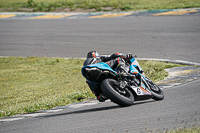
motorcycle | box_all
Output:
[81,58,164,107]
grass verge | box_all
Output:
[166,126,200,133]
[0,57,183,118]
[142,126,200,133]
[0,0,199,12]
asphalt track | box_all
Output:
[0,9,200,133]
[0,9,200,63]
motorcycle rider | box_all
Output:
[83,51,144,102]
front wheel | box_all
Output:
[147,80,164,100]
[101,79,134,107]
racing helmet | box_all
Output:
[87,51,100,58]
[83,51,101,66]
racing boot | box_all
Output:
[97,93,108,102]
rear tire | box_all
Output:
[101,79,134,107]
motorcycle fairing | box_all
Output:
[130,86,152,101]
[130,58,146,78]
[129,58,152,98]
[130,86,151,96]
[82,62,118,82]
[82,62,118,75]
[130,65,139,74]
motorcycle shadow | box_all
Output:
[133,99,156,106]
[40,100,155,118]
[40,105,120,118]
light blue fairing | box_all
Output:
[130,58,139,74]
[129,58,146,79]
[81,58,146,79]
[130,58,136,63]
[81,62,118,76]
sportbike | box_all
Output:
[81,58,164,107]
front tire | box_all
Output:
[101,79,134,107]
[147,79,164,100]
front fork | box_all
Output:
[140,75,153,95]
[118,63,153,96]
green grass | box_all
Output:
[0,57,93,117]
[0,0,199,12]
[0,57,183,118]
[142,126,200,133]
[166,126,200,133]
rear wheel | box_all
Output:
[101,79,134,107]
